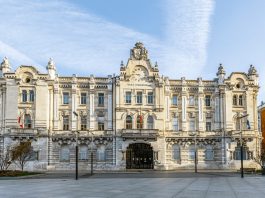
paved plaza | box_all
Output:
[1,171,265,198]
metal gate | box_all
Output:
[126,143,153,169]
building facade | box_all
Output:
[0,43,262,171]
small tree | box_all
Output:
[0,144,15,171]
[13,141,34,172]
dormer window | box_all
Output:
[26,78,30,83]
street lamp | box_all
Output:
[73,111,79,180]
[194,134,197,173]
[233,114,249,178]
[90,131,94,175]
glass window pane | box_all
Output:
[173,95,177,105]
[97,145,106,161]
[63,93,69,104]
[137,93,142,103]
[81,93,86,104]
[189,118,194,131]
[148,93,153,104]
[98,94,104,105]
[173,118,178,131]
[189,96,194,106]
[126,92,131,103]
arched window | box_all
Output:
[61,145,70,161]
[172,144,180,160]
[97,145,106,161]
[22,91,27,102]
[79,145,88,160]
[205,145,213,159]
[137,116,143,129]
[233,95,237,105]
[126,116,132,129]
[147,116,153,129]
[25,115,32,128]
[189,144,195,160]
[233,145,247,160]
[239,95,243,106]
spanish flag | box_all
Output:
[140,107,142,123]
[18,116,23,128]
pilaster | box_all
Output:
[53,84,59,130]
[90,75,95,130]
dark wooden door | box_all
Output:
[126,143,153,169]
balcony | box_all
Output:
[121,129,159,141]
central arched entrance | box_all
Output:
[126,143,153,169]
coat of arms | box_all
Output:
[132,43,147,60]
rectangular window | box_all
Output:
[148,93,153,104]
[239,96,243,106]
[63,93,69,104]
[98,93,104,105]
[205,96,210,106]
[81,116,87,130]
[98,116,104,130]
[206,118,211,131]
[172,95,177,106]
[22,91,27,102]
[173,118,178,131]
[29,91,34,102]
[189,96,194,106]
[137,92,142,104]
[126,92,131,103]
[63,116,69,130]
[81,93,86,104]
[189,118,195,131]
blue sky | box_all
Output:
[0,0,265,103]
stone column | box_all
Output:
[89,75,95,130]
[198,79,203,131]
[107,75,112,130]
[215,88,220,130]
[53,84,59,130]
[181,89,187,131]
[71,76,77,131]
[2,86,6,133]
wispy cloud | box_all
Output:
[0,0,214,79]
[162,0,215,78]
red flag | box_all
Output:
[18,117,23,128]
[140,108,142,123]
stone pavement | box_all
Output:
[1,172,265,198]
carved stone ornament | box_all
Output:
[80,110,87,116]
[198,77,202,86]
[206,112,212,118]
[189,112,196,118]
[181,77,186,85]
[248,64,257,75]
[216,63,226,76]
[62,110,69,116]
[1,57,12,70]
[46,58,56,71]
[132,42,147,60]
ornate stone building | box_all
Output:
[0,43,262,171]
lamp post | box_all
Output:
[234,114,249,178]
[73,111,79,180]
[194,134,197,173]
[90,132,94,175]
